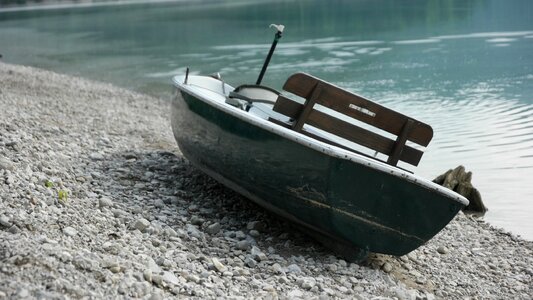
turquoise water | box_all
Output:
[1,0,532,239]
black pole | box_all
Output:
[184,67,189,84]
[256,25,284,85]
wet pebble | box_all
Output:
[63,226,77,237]
[132,218,150,232]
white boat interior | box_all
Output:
[174,74,411,168]
[174,74,386,159]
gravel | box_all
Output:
[0,62,531,299]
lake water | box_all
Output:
[1,0,532,239]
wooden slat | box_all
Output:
[283,73,433,146]
[307,110,423,166]
[303,130,415,173]
[307,110,395,154]
[272,95,304,119]
[271,94,425,166]
[267,117,423,167]
[268,117,292,129]
[387,119,415,166]
[292,82,323,131]
[269,72,433,166]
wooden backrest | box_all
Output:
[270,73,433,167]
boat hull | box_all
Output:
[171,87,465,256]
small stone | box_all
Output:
[112,209,126,218]
[148,292,163,300]
[145,258,161,274]
[198,271,210,279]
[382,262,393,273]
[89,152,105,161]
[236,240,251,251]
[407,253,418,262]
[287,289,304,298]
[101,259,119,269]
[63,226,77,237]
[99,197,113,208]
[251,246,267,261]
[133,218,150,232]
[211,257,227,273]
[74,256,97,271]
[247,221,265,232]
[58,251,72,262]
[287,264,302,273]
[235,231,246,240]
[0,215,11,227]
[190,215,204,226]
[326,263,338,272]
[416,276,427,284]
[249,230,260,237]
[0,157,14,171]
[109,266,121,273]
[437,246,449,254]
[338,286,349,294]
[156,257,170,267]
[5,176,15,185]
[131,206,142,214]
[263,284,275,292]
[300,278,316,290]
[271,263,283,274]
[245,256,257,268]
[123,152,138,160]
[143,269,152,282]
[163,227,178,237]
[338,259,347,267]
[8,225,20,234]
[205,222,221,235]
[323,287,336,296]
[152,275,164,287]
[186,224,203,239]
[15,288,30,298]
[186,274,200,283]
[222,271,233,277]
[318,294,329,300]
[162,271,180,286]
[154,199,165,209]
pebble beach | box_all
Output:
[0,62,531,299]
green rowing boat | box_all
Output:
[170,72,468,260]
[170,25,467,260]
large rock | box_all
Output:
[433,165,487,214]
[133,218,151,232]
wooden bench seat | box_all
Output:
[269,73,433,167]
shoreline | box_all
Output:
[0,0,186,13]
[0,62,531,299]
